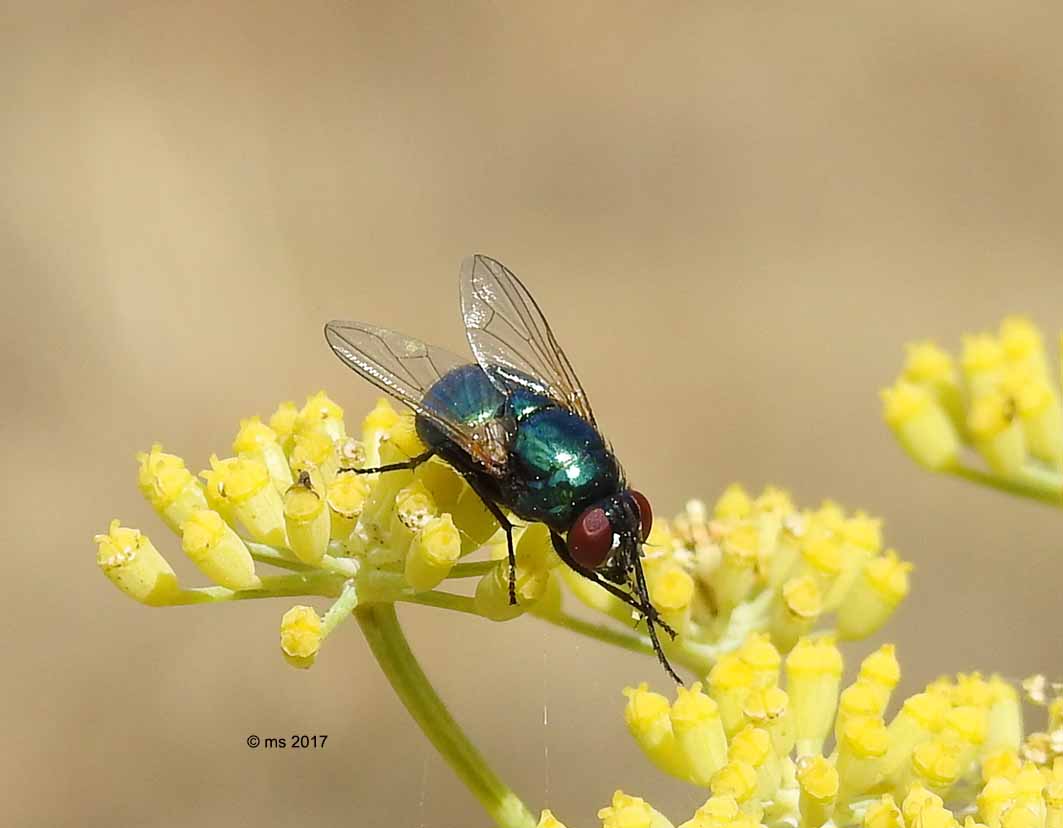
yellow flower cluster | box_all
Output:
[881,317,1063,502]
[563,485,911,674]
[536,637,1061,828]
[96,393,531,667]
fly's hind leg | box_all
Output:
[339,447,436,475]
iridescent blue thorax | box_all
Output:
[416,364,621,530]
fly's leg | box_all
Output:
[549,531,677,639]
[459,476,518,606]
[481,500,518,606]
[339,447,436,475]
[631,552,682,684]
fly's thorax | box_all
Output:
[504,406,621,528]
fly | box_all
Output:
[324,254,680,682]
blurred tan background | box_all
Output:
[3,2,1063,825]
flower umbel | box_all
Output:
[882,317,1063,505]
[544,637,1060,828]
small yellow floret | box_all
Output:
[714,484,752,519]
[95,520,179,605]
[280,605,322,669]
[597,790,675,828]
[136,444,209,532]
[881,381,961,470]
[180,509,260,590]
[537,810,568,828]
[405,514,462,592]
[284,476,331,565]
[269,401,300,453]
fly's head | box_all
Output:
[566,489,652,587]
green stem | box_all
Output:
[355,603,537,828]
[530,606,716,676]
[165,572,343,605]
[947,462,1063,507]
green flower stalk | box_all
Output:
[881,317,1063,506]
[96,391,913,827]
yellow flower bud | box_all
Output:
[912,804,961,828]
[968,391,1027,478]
[860,645,901,698]
[280,605,321,669]
[650,565,695,637]
[963,334,1007,396]
[772,576,822,652]
[361,397,401,468]
[903,341,965,428]
[388,411,427,459]
[597,790,675,828]
[715,484,752,519]
[95,520,179,605]
[233,416,293,493]
[710,760,759,803]
[389,479,439,556]
[786,637,843,756]
[743,685,793,757]
[538,810,567,828]
[670,683,728,786]
[298,391,346,443]
[883,693,949,782]
[903,786,945,827]
[881,381,961,470]
[910,738,965,798]
[709,654,756,737]
[688,795,741,828]
[1003,368,1063,468]
[624,684,684,779]
[836,681,889,746]
[738,634,781,689]
[201,455,287,546]
[797,755,839,828]
[716,524,758,612]
[986,677,1023,753]
[405,514,461,592]
[864,795,903,828]
[836,716,889,807]
[180,510,260,590]
[136,444,209,533]
[836,551,911,640]
[291,428,339,481]
[283,475,331,565]
[982,750,1021,784]
[326,471,369,541]
[729,726,781,801]
[269,400,299,455]
[979,776,1017,828]
[1000,316,1049,379]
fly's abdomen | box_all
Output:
[416,364,507,448]
[507,408,621,528]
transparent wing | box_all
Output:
[324,320,508,472]
[460,254,597,426]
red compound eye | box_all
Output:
[629,490,652,541]
[568,506,613,568]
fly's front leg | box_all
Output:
[631,552,682,684]
[339,447,436,475]
[549,531,677,639]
